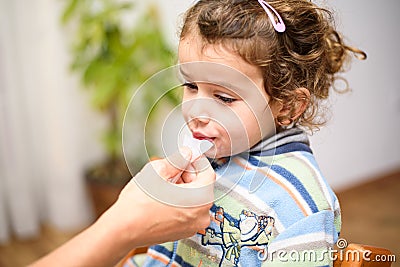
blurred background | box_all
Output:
[0,0,399,266]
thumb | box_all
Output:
[152,147,192,179]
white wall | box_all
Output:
[0,0,105,241]
[308,0,400,190]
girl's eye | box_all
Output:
[215,94,237,104]
[182,82,198,91]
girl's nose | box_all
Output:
[193,116,211,124]
[184,97,212,125]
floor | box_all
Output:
[0,225,78,267]
[0,170,399,267]
[336,170,399,267]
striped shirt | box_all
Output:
[135,130,340,267]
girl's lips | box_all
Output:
[192,132,215,142]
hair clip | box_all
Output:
[257,0,286,33]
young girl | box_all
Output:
[127,0,365,266]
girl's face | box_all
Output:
[178,34,278,158]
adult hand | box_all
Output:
[30,148,215,267]
[101,147,216,248]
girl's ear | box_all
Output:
[275,87,310,126]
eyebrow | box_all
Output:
[178,66,247,94]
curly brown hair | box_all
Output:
[180,0,366,130]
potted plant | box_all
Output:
[61,0,179,217]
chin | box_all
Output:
[204,149,217,159]
[205,147,231,159]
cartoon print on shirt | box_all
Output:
[201,207,275,266]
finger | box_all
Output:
[191,155,212,174]
[191,156,216,186]
[151,148,192,180]
[165,147,192,175]
[174,177,184,184]
[149,159,169,179]
[181,164,196,183]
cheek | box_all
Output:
[228,107,261,143]
[214,108,258,156]
[242,114,263,145]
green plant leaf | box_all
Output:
[61,0,80,24]
[62,0,177,164]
